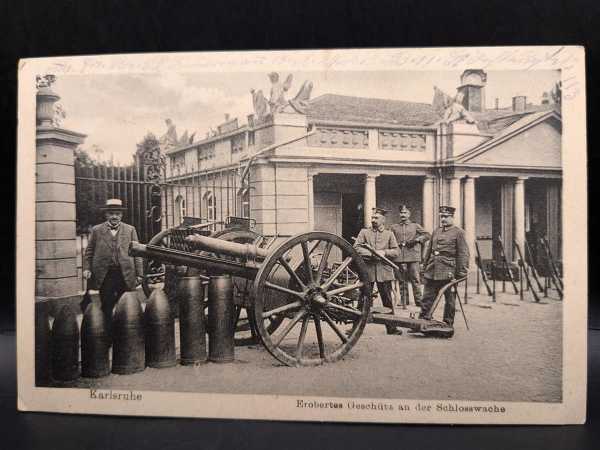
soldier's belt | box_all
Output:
[432,251,454,257]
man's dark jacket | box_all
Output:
[83,222,143,290]
[390,221,431,263]
[423,225,470,280]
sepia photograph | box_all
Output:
[16,47,587,424]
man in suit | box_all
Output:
[83,199,143,331]
[390,204,430,307]
[419,206,469,335]
[354,207,401,335]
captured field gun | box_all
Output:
[140,217,275,344]
[131,229,462,366]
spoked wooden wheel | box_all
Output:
[252,232,371,367]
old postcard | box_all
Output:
[16,46,587,424]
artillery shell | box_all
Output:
[112,292,145,375]
[35,302,51,386]
[81,302,111,378]
[177,276,207,365]
[208,275,235,363]
[145,289,176,368]
[50,306,80,382]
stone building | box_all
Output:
[163,69,562,269]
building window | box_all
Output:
[231,135,245,154]
[170,154,185,176]
[198,144,216,169]
[175,195,186,225]
[203,191,216,225]
[240,187,250,218]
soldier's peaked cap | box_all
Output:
[372,207,389,216]
[439,205,456,215]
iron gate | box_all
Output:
[74,144,252,244]
[74,153,162,244]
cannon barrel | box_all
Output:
[129,242,259,279]
[184,234,269,260]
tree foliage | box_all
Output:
[74,147,98,233]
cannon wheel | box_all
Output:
[252,232,371,367]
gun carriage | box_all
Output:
[132,221,456,367]
[140,217,277,344]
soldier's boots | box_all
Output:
[386,326,403,335]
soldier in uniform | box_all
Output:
[354,207,402,335]
[419,206,469,334]
[390,204,431,306]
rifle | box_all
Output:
[514,240,540,303]
[541,237,563,289]
[355,242,400,271]
[475,240,493,296]
[540,237,563,298]
[496,235,519,295]
[453,283,470,331]
[424,276,469,330]
[524,238,544,292]
[353,239,399,315]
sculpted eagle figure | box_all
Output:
[250,73,314,119]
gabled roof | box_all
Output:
[307,94,441,127]
[307,93,559,132]
[473,103,557,134]
[452,109,562,163]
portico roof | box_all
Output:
[307,94,441,127]
[450,110,562,170]
[453,110,562,162]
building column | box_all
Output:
[307,172,315,230]
[546,181,562,259]
[514,176,527,262]
[364,174,378,227]
[422,176,435,232]
[463,175,478,270]
[448,176,462,228]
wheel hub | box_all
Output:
[306,287,328,310]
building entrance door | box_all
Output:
[342,193,364,244]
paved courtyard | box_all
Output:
[60,287,563,403]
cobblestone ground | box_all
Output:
[68,288,563,402]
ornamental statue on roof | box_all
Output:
[443,92,476,124]
[251,73,314,120]
[159,118,178,149]
[433,86,476,125]
[268,72,293,113]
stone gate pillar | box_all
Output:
[35,76,86,309]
